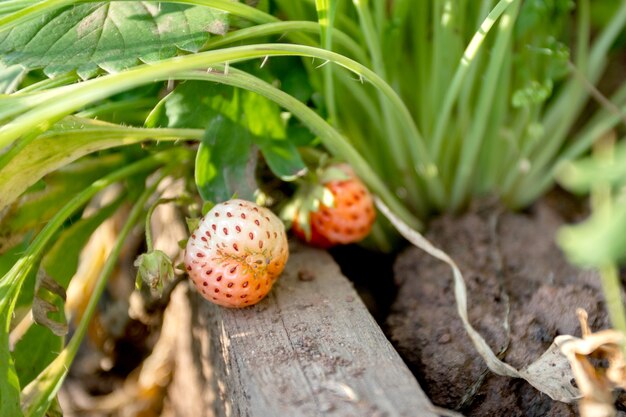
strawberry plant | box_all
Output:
[1,0,626,416]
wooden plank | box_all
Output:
[174,242,438,417]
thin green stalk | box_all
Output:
[575,0,590,75]
[429,0,516,162]
[76,98,158,119]
[385,0,410,91]
[273,0,308,20]
[334,71,381,139]
[21,171,168,417]
[431,0,444,113]
[499,106,536,194]
[201,21,368,65]
[414,0,431,135]
[315,0,338,124]
[449,0,520,211]
[510,105,626,207]
[511,0,626,208]
[353,0,407,176]
[352,0,434,207]
[445,2,490,186]
[372,0,385,38]
[599,263,626,355]
[16,72,79,94]
[476,53,511,194]
[144,197,179,252]
[334,14,363,43]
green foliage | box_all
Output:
[0,2,228,78]
[557,138,626,347]
[0,117,196,211]
[558,203,626,267]
[558,141,626,267]
[148,80,305,201]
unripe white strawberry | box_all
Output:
[184,199,288,308]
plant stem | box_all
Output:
[449,0,520,211]
[599,263,626,354]
[144,198,180,252]
[16,72,79,94]
[21,170,168,417]
[201,21,368,66]
[429,0,516,162]
[353,0,407,174]
[316,0,338,125]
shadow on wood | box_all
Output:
[166,242,439,417]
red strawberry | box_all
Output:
[184,199,289,308]
[292,164,376,248]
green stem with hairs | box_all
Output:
[201,21,368,64]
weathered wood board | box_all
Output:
[168,242,439,417]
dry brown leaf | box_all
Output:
[556,309,626,417]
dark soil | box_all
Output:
[386,198,624,416]
[329,244,397,323]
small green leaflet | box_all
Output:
[0,2,228,78]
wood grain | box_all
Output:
[169,242,439,417]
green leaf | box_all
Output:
[0,2,228,78]
[557,142,626,194]
[0,116,192,212]
[257,138,306,181]
[241,91,306,180]
[558,201,626,267]
[152,80,306,198]
[195,115,256,202]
